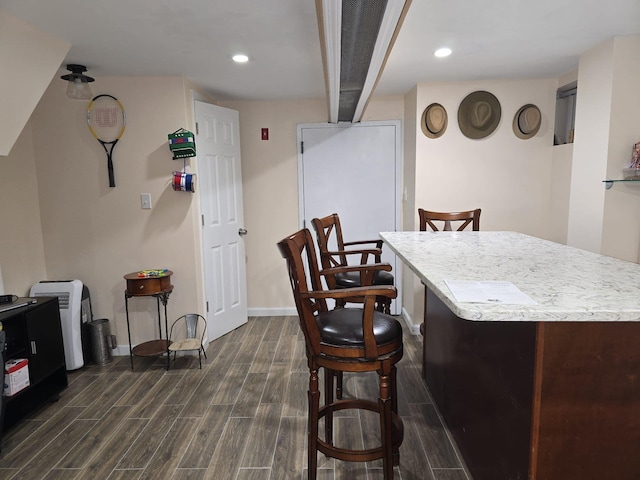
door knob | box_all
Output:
[238,228,248,236]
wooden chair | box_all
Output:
[418,208,481,232]
[277,228,404,479]
[311,213,394,314]
[168,314,207,369]
[417,208,481,363]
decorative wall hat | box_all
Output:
[458,91,501,139]
[421,103,448,138]
[513,104,541,139]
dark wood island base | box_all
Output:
[424,287,640,480]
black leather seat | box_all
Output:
[333,269,394,288]
[317,308,402,347]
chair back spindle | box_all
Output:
[418,208,481,232]
[310,213,393,313]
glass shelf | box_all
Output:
[603,179,640,189]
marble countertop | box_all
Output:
[380,231,640,322]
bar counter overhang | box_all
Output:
[380,231,640,480]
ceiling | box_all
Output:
[2,0,640,102]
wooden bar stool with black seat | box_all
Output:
[278,228,404,479]
[418,208,481,232]
[311,213,394,314]
[417,208,481,374]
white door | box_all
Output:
[298,121,402,314]
[195,101,247,341]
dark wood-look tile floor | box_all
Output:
[0,316,471,480]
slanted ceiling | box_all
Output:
[0,11,70,156]
[316,0,411,123]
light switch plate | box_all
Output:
[140,193,152,209]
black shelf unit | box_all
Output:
[0,297,67,449]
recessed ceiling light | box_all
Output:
[434,48,452,58]
[232,54,249,63]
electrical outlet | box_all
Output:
[140,193,152,209]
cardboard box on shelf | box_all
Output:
[4,358,30,396]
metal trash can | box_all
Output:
[88,319,113,365]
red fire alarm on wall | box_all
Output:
[261,128,269,140]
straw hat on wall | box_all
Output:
[458,91,501,139]
[513,104,541,139]
[421,103,448,138]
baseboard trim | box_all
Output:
[113,346,129,356]
[248,307,298,317]
[400,307,421,335]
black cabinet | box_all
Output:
[0,297,68,445]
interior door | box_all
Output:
[298,121,401,314]
[195,101,247,341]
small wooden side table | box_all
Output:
[123,271,174,370]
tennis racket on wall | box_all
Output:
[87,94,126,187]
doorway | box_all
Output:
[297,121,402,314]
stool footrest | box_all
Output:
[316,399,404,463]
[318,398,378,416]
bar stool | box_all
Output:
[311,213,394,314]
[278,228,404,479]
[417,208,481,369]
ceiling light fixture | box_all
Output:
[434,47,452,58]
[60,64,95,100]
[232,54,249,63]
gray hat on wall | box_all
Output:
[458,91,501,139]
[513,104,541,139]
[421,103,448,138]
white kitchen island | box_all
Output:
[380,231,640,480]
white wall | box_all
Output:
[549,144,573,244]
[565,35,640,261]
[0,11,69,156]
[0,122,48,294]
[402,87,421,326]
[26,76,213,348]
[566,40,614,252]
[414,79,557,235]
[601,36,640,262]
[219,96,405,313]
[398,78,558,327]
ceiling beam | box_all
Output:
[316,0,341,123]
[351,0,411,122]
[316,0,412,123]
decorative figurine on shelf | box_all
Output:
[623,141,640,179]
[630,142,640,169]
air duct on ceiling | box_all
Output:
[316,0,411,123]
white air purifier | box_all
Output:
[30,280,85,370]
